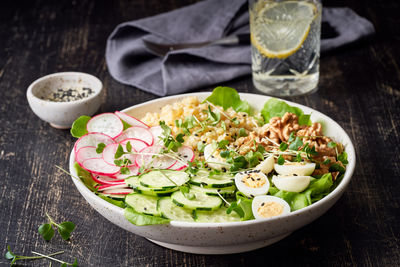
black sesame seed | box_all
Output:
[261,202,265,206]
[293,174,298,176]
[250,194,254,198]
[144,207,147,210]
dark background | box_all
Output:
[1,0,399,266]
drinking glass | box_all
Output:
[249,0,322,96]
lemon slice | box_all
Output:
[250,1,317,59]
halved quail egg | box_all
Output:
[274,162,315,176]
[272,175,311,193]
[252,195,290,220]
[234,170,270,197]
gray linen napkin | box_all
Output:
[106,0,375,96]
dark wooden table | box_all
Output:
[1,0,399,266]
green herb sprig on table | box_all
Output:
[5,246,78,266]
[38,213,76,241]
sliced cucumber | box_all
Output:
[140,170,189,188]
[189,170,235,188]
[194,207,242,223]
[171,190,222,211]
[190,185,236,197]
[125,193,160,216]
[126,176,177,196]
[157,197,195,222]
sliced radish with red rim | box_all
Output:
[114,165,140,179]
[91,174,125,185]
[136,145,176,170]
[102,188,133,195]
[169,146,195,171]
[74,133,116,155]
[102,143,136,167]
[119,138,148,152]
[76,146,101,165]
[86,113,124,139]
[97,183,127,191]
[115,126,154,145]
[115,111,149,129]
[81,158,120,175]
[149,126,164,145]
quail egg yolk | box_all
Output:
[242,173,266,188]
[257,202,284,218]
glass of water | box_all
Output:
[249,0,322,97]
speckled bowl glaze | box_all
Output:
[69,93,356,254]
[27,72,103,129]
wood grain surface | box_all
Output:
[1,0,399,266]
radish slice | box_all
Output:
[115,126,154,145]
[170,146,195,171]
[102,188,133,195]
[76,146,100,165]
[149,126,164,145]
[136,145,176,170]
[81,158,120,175]
[102,143,136,167]
[91,174,125,185]
[74,133,116,155]
[86,113,124,139]
[119,138,148,152]
[115,111,149,129]
[114,165,140,179]
[97,183,127,191]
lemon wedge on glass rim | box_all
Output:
[250,1,318,59]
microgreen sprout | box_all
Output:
[96,143,106,154]
[31,251,78,267]
[5,246,66,266]
[38,213,76,241]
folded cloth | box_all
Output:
[106,0,375,96]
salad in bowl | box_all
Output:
[69,87,354,253]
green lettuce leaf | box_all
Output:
[74,162,97,191]
[98,194,126,208]
[261,98,311,126]
[271,173,334,211]
[70,115,91,138]
[236,192,255,220]
[124,207,170,226]
[205,86,252,114]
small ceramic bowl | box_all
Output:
[69,92,356,254]
[27,72,103,129]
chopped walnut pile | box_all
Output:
[233,112,342,175]
[297,122,337,157]
[268,113,303,143]
[313,156,344,180]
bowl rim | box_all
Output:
[69,92,356,228]
[27,71,103,105]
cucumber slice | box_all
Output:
[140,170,189,188]
[171,190,222,211]
[125,193,160,216]
[189,170,235,188]
[157,197,195,222]
[194,207,242,223]
[190,185,236,197]
[126,176,178,196]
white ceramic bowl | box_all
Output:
[27,72,103,129]
[69,92,356,254]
